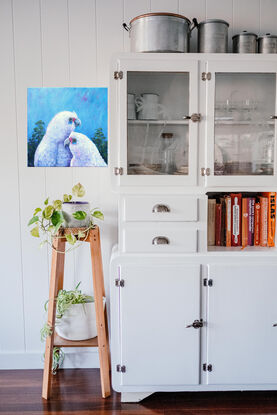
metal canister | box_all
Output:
[123,13,198,53]
[197,19,229,53]
[258,34,277,53]
[232,31,257,53]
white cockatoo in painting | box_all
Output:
[34,111,81,167]
[64,132,107,167]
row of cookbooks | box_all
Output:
[208,192,276,248]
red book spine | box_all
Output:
[231,193,242,246]
[242,198,248,248]
[215,203,222,247]
[247,197,255,246]
[254,202,260,246]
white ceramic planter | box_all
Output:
[55,299,105,341]
[62,201,91,228]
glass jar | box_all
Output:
[160,133,177,174]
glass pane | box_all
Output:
[127,71,189,175]
[214,73,276,176]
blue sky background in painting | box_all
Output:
[27,87,108,140]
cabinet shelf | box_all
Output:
[215,120,274,125]
[128,119,189,125]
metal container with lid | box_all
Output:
[232,31,257,53]
[197,19,229,53]
[258,34,277,53]
[123,13,198,53]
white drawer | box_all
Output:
[121,195,198,222]
[121,223,197,253]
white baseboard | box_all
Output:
[0,349,99,370]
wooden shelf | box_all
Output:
[208,246,276,254]
[128,119,189,125]
[53,332,98,348]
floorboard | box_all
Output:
[1,369,277,414]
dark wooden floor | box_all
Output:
[2,370,277,415]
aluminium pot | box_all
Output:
[197,19,229,53]
[232,31,257,53]
[258,34,277,53]
[123,13,198,53]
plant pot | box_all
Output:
[55,299,105,341]
[62,201,91,228]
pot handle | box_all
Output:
[190,18,198,32]
[123,22,130,32]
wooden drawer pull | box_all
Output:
[152,236,170,245]
[152,204,171,213]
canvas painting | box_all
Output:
[27,87,108,167]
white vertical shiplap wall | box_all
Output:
[1,0,277,369]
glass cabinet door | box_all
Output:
[115,58,199,186]
[206,60,277,186]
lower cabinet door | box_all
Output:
[119,262,201,386]
[207,263,277,385]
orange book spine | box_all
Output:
[242,198,248,248]
[215,203,222,247]
[254,202,260,246]
[259,196,268,247]
[225,196,231,247]
[262,192,276,247]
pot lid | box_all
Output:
[198,18,229,27]
[258,33,277,39]
[130,12,191,25]
[232,30,257,39]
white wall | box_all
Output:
[1,0,277,369]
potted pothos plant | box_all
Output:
[41,283,98,373]
[28,183,103,250]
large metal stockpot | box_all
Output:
[258,34,277,53]
[197,19,229,53]
[123,13,198,53]
[232,31,257,53]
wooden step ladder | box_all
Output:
[42,226,111,400]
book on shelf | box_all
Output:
[225,195,232,247]
[262,192,276,247]
[254,202,261,246]
[247,197,255,246]
[231,193,242,247]
[208,199,216,246]
[220,197,226,246]
[242,198,248,248]
[215,203,222,247]
[259,196,268,247]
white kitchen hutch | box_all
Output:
[109,53,277,402]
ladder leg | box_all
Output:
[42,238,66,400]
[89,228,111,398]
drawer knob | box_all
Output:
[152,204,170,213]
[152,236,170,245]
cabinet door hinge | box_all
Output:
[203,363,213,372]
[202,72,211,81]
[201,167,211,176]
[114,167,123,175]
[115,279,125,287]
[116,364,126,372]
[203,278,213,287]
[114,71,123,80]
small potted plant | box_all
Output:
[41,282,101,342]
[28,183,103,250]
